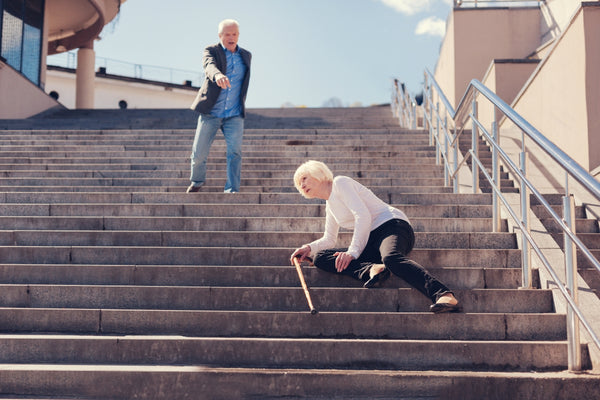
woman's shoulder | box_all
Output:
[332,176,364,193]
[333,175,354,185]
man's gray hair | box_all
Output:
[218,19,239,34]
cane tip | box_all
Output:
[310,309,318,315]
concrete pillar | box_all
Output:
[75,41,95,109]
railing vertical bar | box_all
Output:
[520,151,532,289]
[435,103,441,165]
[444,115,449,187]
[492,120,500,232]
[471,99,479,194]
[453,124,459,194]
[563,194,581,371]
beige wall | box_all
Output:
[434,11,456,113]
[435,7,541,109]
[509,6,591,171]
[0,61,62,119]
[45,69,197,109]
[479,60,539,132]
[584,6,600,171]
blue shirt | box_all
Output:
[211,45,247,118]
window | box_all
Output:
[0,0,45,86]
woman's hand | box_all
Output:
[333,251,355,272]
[290,245,311,265]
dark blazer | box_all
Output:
[190,43,252,117]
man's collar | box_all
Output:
[220,43,238,53]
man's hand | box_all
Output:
[333,251,355,272]
[215,74,231,89]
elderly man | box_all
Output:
[187,19,252,193]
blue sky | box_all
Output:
[67,0,454,108]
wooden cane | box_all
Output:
[293,257,318,314]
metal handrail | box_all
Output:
[391,69,600,372]
[390,79,416,129]
[454,0,545,7]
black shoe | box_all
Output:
[363,268,390,288]
[430,302,461,313]
[186,184,202,193]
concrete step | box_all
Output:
[0,366,598,400]
[0,173,446,188]
[0,246,522,267]
[0,308,562,340]
[0,285,550,313]
[0,191,494,205]
[0,230,516,248]
[0,181,454,195]
[0,265,532,289]
[540,218,599,234]
[0,166,446,180]
[0,216,505,233]
[0,334,584,372]
[0,202,494,218]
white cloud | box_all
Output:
[379,0,433,15]
[415,16,446,37]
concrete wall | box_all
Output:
[45,69,198,109]
[0,61,62,119]
[584,5,600,173]
[479,59,539,132]
[509,5,598,172]
[433,11,456,114]
[435,7,541,109]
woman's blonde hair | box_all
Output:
[293,160,334,196]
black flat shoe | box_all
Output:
[430,302,461,313]
[363,268,390,288]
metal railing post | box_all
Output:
[492,121,501,232]
[471,99,480,194]
[444,115,449,187]
[520,151,532,289]
[435,103,441,165]
[563,194,582,371]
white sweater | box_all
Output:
[307,176,409,259]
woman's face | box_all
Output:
[298,174,324,199]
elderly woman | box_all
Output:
[289,160,459,313]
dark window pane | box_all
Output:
[1,4,23,70]
[22,0,42,84]
[22,22,39,83]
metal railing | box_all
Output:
[47,51,203,87]
[391,79,417,130]
[391,69,600,372]
[454,0,545,7]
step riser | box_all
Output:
[0,265,530,289]
[0,247,522,267]
[0,204,494,218]
[0,337,581,372]
[0,368,597,400]
[0,192,493,205]
[0,309,564,340]
[0,286,551,313]
[0,231,516,247]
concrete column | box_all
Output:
[75,42,95,109]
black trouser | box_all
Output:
[313,219,451,303]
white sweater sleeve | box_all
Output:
[336,180,373,259]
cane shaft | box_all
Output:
[293,257,317,314]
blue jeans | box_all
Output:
[190,114,244,192]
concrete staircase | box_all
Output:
[0,107,598,399]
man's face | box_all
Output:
[219,25,239,52]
